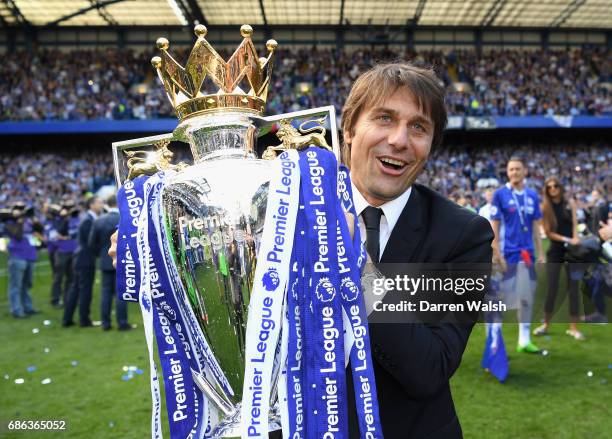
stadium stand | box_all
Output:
[1,139,608,221]
[1,47,610,121]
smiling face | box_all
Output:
[344,87,433,206]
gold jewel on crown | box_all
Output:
[151,24,277,121]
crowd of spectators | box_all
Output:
[0,49,170,121]
[0,141,608,222]
[1,46,609,121]
[419,143,611,213]
[0,149,115,209]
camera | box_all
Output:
[0,202,44,236]
[59,200,80,218]
[0,202,35,222]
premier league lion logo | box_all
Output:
[315,277,336,302]
[262,268,281,292]
[291,278,299,300]
[340,277,359,302]
[159,301,177,320]
[141,293,151,312]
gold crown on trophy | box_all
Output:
[151,24,277,121]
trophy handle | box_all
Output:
[191,369,234,416]
[257,105,341,162]
[112,133,189,186]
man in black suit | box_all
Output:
[104,63,492,438]
[341,63,493,438]
[89,194,131,331]
[63,196,104,327]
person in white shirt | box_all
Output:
[478,188,495,221]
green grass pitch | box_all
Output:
[0,251,610,438]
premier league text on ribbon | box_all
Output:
[135,175,207,439]
[305,150,330,273]
[336,226,374,387]
[117,177,146,301]
[124,179,144,227]
[303,149,346,438]
[266,157,297,265]
[157,311,191,423]
[245,152,299,438]
[334,197,378,438]
[288,282,304,436]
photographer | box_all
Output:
[50,200,79,308]
[582,193,611,324]
[4,204,41,318]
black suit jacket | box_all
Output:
[346,183,494,438]
[74,212,97,269]
[88,211,120,272]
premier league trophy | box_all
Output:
[112,24,342,438]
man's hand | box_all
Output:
[492,251,507,272]
[344,212,355,241]
[108,230,118,268]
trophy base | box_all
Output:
[211,403,281,438]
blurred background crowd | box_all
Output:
[0,150,115,209]
[0,142,610,215]
[1,47,610,121]
[421,143,611,210]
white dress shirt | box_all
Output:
[478,203,493,222]
[351,181,412,259]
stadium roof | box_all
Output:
[0,0,610,29]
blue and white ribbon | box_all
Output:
[334,175,383,439]
[240,150,302,438]
[299,148,349,439]
[280,149,383,439]
[337,165,367,274]
[138,173,209,439]
[283,214,307,438]
[135,174,164,439]
[117,175,147,302]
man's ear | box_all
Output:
[342,128,352,146]
[341,130,352,168]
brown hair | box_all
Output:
[507,155,526,167]
[541,177,569,233]
[341,62,447,165]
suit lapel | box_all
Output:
[380,185,425,263]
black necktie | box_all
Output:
[362,206,383,263]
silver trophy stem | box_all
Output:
[174,112,260,163]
